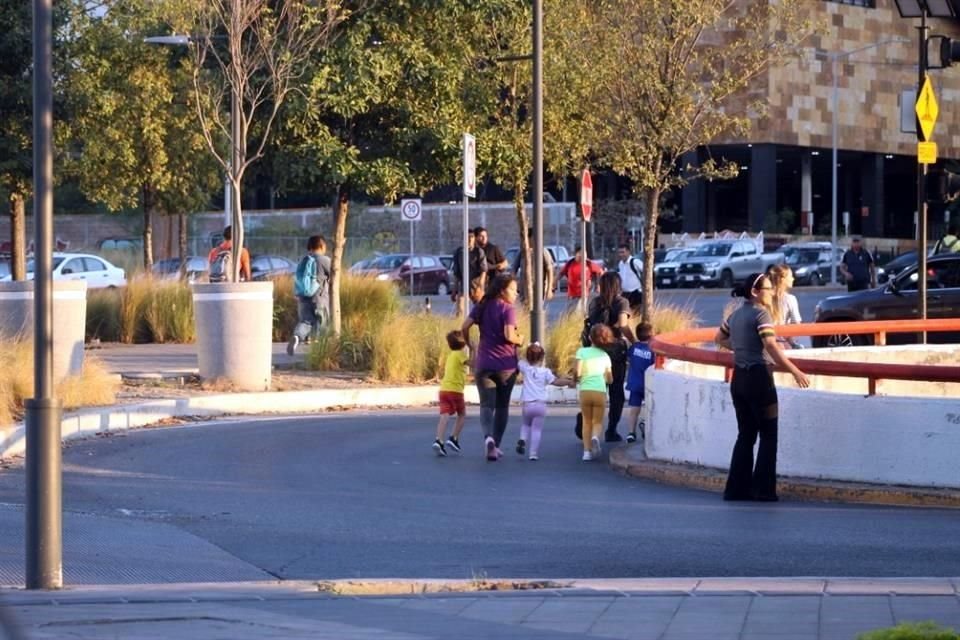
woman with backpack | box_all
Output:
[578,271,636,443]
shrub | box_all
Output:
[646,300,698,335]
[143,280,195,343]
[858,622,959,640]
[0,340,119,426]
[86,288,122,342]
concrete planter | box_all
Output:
[191,282,274,391]
[0,280,87,382]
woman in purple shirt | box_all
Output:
[461,274,524,461]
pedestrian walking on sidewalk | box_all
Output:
[433,330,472,457]
[616,243,644,309]
[515,343,573,461]
[715,273,810,502]
[575,324,614,461]
[460,274,523,461]
[287,235,331,355]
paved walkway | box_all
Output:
[90,342,298,378]
[6,580,960,639]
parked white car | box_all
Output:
[0,253,126,289]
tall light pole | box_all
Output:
[145,35,235,228]
[26,0,63,590]
[531,0,544,343]
[822,38,908,285]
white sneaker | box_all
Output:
[582,451,593,461]
[528,453,539,461]
[591,436,602,457]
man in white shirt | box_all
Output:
[616,243,643,308]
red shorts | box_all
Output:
[438,391,466,416]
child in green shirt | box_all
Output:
[575,324,614,461]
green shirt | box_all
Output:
[576,346,611,393]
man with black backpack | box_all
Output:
[207,225,251,282]
[287,235,331,355]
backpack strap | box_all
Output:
[628,257,642,281]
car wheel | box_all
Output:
[719,270,734,289]
[813,332,872,349]
[809,272,822,287]
[436,281,449,296]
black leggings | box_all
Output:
[606,356,627,434]
[476,369,518,446]
[725,365,779,500]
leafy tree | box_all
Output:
[276,1,492,334]
[181,0,351,282]
[65,0,219,271]
[552,0,816,321]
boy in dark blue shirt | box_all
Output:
[625,323,654,443]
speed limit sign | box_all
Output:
[400,198,422,222]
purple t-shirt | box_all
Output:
[470,298,519,372]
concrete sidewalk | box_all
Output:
[5,580,960,639]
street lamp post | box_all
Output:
[144,35,235,228]
[531,0,544,343]
[26,0,63,591]
[823,38,908,286]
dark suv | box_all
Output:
[812,253,960,347]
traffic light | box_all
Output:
[939,36,960,67]
[925,163,960,202]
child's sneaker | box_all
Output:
[516,439,526,455]
[581,451,593,461]
[626,432,637,444]
[590,436,602,458]
[485,437,497,461]
[432,439,447,457]
[445,436,461,453]
[528,453,539,461]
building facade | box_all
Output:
[681,0,960,240]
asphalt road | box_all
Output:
[1,410,956,580]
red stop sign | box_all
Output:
[580,169,593,222]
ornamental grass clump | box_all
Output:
[858,622,959,640]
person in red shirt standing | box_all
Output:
[558,246,604,305]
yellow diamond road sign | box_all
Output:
[918,141,937,165]
[915,75,938,142]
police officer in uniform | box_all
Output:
[715,272,810,502]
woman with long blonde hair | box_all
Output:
[768,264,802,348]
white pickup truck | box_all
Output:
[676,239,785,288]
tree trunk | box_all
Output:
[9,192,27,281]
[514,184,533,311]
[641,187,661,324]
[330,184,349,337]
[230,178,244,282]
[141,184,156,272]
[178,211,188,279]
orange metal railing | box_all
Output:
[649,318,960,395]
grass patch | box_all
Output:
[859,622,959,640]
[119,276,153,343]
[143,280,195,343]
[86,288,122,342]
[0,340,119,426]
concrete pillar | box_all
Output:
[0,281,87,383]
[749,145,777,232]
[860,153,885,238]
[681,151,706,233]
[801,154,813,234]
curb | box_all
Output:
[609,447,960,509]
[4,578,960,604]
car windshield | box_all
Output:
[786,250,820,265]
[692,243,731,257]
[370,255,408,269]
[26,257,65,272]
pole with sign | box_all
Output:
[461,134,476,316]
[579,169,593,315]
[401,199,422,295]
[916,69,938,339]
